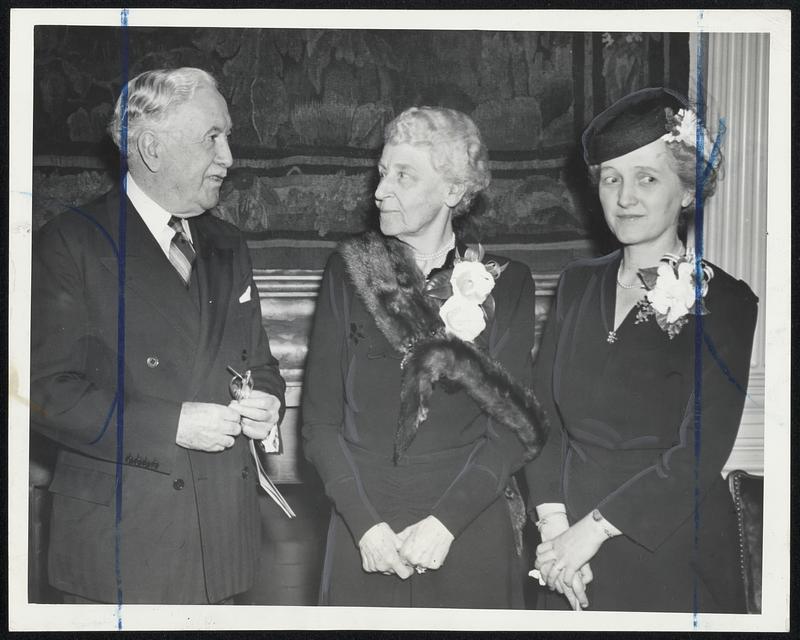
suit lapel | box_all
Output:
[185,215,237,400]
[98,193,199,348]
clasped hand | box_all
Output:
[358,516,454,579]
[176,390,281,452]
[535,514,605,610]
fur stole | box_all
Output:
[338,231,548,464]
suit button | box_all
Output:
[173,478,185,491]
[241,467,249,479]
[146,356,159,368]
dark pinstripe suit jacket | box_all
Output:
[31,189,285,603]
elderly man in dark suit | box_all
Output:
[30,67,286,604]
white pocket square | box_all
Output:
[239,285,251,303]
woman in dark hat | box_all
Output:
[526,87,758,612]
[302,106,547,607]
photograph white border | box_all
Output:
[8,7,791,632]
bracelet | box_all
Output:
[534,511,567,531]
[591,508,617,539]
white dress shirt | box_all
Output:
[124,173,194,258]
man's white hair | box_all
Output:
[108,67,218,153]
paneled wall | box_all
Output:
[701,33,769,475]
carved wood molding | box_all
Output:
[254,268,559,387]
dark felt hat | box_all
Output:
[582,87,689,165]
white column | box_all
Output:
[694,33,769,474]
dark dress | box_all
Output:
[302,245,537,608]
[526,250,757,613]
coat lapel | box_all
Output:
[98,192,199,348]
[185,215,237,400]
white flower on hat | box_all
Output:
[661,108,715,162]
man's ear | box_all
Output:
[136,130,162,173]
[445,183,467,208]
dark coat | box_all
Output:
[525,250,757,613]
[302,244,537,607]
[30,189,286,603]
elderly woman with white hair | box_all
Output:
[302,106,548,607]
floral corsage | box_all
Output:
[424,244,507,342]
[634,252,714,340]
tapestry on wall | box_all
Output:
[33,27,689,271]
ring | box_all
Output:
[415,566,426,574]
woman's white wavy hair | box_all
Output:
[383,106,491,218]
[108,67,218,154]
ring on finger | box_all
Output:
[415,566,426,574]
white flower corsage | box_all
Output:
[634,252,714,340]
[425,244,507,342]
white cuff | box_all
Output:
[536,502,567,518]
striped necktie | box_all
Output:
[167,216,196,286]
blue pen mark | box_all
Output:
[115,6,130,629]
[30,189,123,448]
[691,23,706,628]
[703,332,751,397]
[691,28,731,626]
[89,396,119,445]
[37,197,126,447]
[61,203,120,259]
[703,118,726,187]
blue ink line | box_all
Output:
[62,204,119,258]
[49,200,124,447]
[703,333,750,396]
[703,118,726,186]
[691,34,729,626]
[38,197,128,447]
[115,7,130,629]
[88,395,119,445]
[691,25,706,629]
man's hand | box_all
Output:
[176,402,242,452]
[396,515,454,572]
[358,522,414,579]
[228,390,281,440]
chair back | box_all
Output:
[727,470,763,614]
